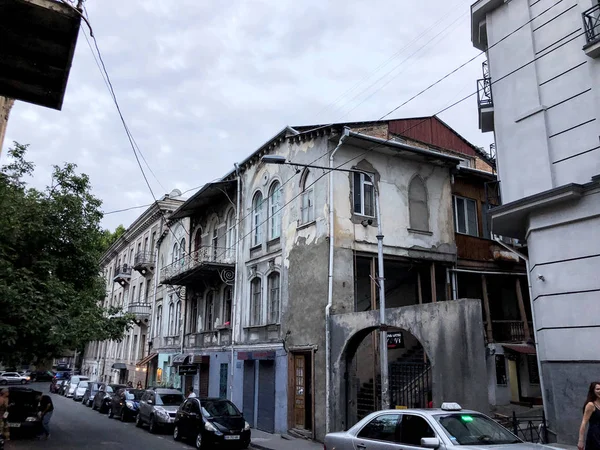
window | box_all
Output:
[190,296,198,333]
[527,354,540,384]
[408,176,429,231]
[143,236,149,253]
[212,225,219,261]
[252,192,264,246]
[300,169,315,224]
[358,414,399,442]
[353,172,375,217]
[453,196,478,236]
[268,181,282,240]
[155,305,163,337]
[175,301,181,335]
[131,286,136,305]
[223,286,232,325]
[205,291,214,331]
[250,277,262,326]
[180,238,186,258]
[226,209,236,259]
[172,243,179,264]
[495,355,507,385]
[138,282,143,302]
[268,272,280,324]
[398,414,436,446]
[168,301,175,336]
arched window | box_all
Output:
[172,242,179,264]
[155,305,163,338]
[250,277,262,326]
[211,221,219,261]
[205,291,214,331]
[408,176,429,231]
[175,301,181,335]
[252,192,264,246]
[223,286,233,325]
[300,169,315,224]
[167,301,174,336]
[226,209,236,259]
[268,181,282,240]
[194,228,202,253]
[268,272,280,324]
[180,238,186,257]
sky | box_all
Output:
[1,0,493,231]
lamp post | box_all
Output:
[261,155,389,410]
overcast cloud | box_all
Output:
[1,0,493,230]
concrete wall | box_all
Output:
[330,299,488,432]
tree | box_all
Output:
[101,224,126,252]
[0,142,134,366]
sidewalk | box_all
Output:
[251,428,322,450]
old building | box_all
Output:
[82,191,186,385]
[471,0,600,442]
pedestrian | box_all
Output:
[187,387,197,398]
[127,381,133,388]
[0,389,9,442]
[578,381,600,450]
[136,381,143,389]
[38,393,54,440]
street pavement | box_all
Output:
[6,382,192,450]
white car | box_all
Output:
[73,380,90,402]
[0,371,30,385]
[65,375,89,398]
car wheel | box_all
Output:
[149,416,158,434]
[92,402,97,411]
[20,380,26,385]
[135,414,143,428]
[108,407,113,419]
[195,432,203,449]
[173,425,181,441]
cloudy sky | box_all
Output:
[1,0,493,230]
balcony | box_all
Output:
[113,264,132,286]
[477,62,494,132]
[583,3,600,58]
[133,251,155,277]
[127,301,151,322]
[160,245,235,286]
[184,328,231,348]
[484,320,533,344]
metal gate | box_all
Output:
[257,360,275,433]
[389,362,431,409]
[242,361,255,427]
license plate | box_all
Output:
[225,435,240,440]
[7,423,20,428]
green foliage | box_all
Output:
[101,224,126,252]
[0,142,134,365]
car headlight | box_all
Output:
[244,421,251,431]
[26,417,38,422]
[154,407,169,418]
[205,421,222,435]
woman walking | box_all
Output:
[578,381,600,450]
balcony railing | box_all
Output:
[133,251,155,275]
[113,264,132,285]
[160,245,235,284]
[127,301,151,320]
[184,328,231,348]
[485,320,530,343]
[477,61,494,132]
[584,3,600,44]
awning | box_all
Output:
[112,363,127,370]
[136,353,158,367]
[171,353,193,366]
[503,344,536,355]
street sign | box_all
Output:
[178,365,197,375]
[387,332,404,349]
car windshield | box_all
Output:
[125,390,144,400]
[106,386,114,393]
[201,400,241,418]
[155,392,183,406]
[435,413,521,445]
[78,381,89,388]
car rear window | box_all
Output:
[155,393,184,406]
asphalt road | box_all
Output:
[7,382,192,450]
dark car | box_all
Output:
[82,382,102,407]
[53,370,71,381]
[56,379,69,395]
[30,371,55,382]
[173,398,250,449]
[108,388,144,422]
[4,387,43,438]
[92,383,126,413]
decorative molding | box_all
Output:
[219,269,235,285]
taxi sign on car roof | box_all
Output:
[441,402,462,411]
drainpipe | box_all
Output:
[492,238,549,423]
[151,215,163,350]
[230,163,242,402]
[326,128,350,434]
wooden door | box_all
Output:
[294,355,306,429]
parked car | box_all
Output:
[52,379,68,395]
[3,386,43,438]
[173,397,251,449]
[323,402,541,450]
[92,383,126,413]
[136,388,184,433]
[108,388,144,422]
[65,375,89,398]
[53,370,71,381]
[82,382,102,407]
[73,380,90,402]
[0,372,30,385]
[31,370,55,382]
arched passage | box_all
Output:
[330,298,488,432]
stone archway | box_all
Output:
[329,298,488,431]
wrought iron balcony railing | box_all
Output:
[134,251,154,268]
[583,3,600,44]
[160,245,235,283]
[127,301,152,319]
[113,264,132,285]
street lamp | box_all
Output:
[261,155,389,410]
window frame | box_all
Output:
[205,290,215,331]
[250,277,262,326]
[267,272,281,324]
[155,304,163,338]
[226,209,236,259]
[252,192,264,247]
[453,195,479,237]
[353,172,375,218]
[300,169,315,225]
[268,181,282,240]
[408,176,429,232]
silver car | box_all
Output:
[136,388,184,434]
[325,403,555,450]
[0,371,30,385]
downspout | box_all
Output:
[151,215,162,355]
[230,163,242,401]
[180,220,188,355]
[326,128,350,434]
[493,238,549,423]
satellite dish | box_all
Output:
[169,189,182,198]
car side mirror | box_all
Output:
[421,438,440,449]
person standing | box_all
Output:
[136,381,143,390]
[38,394,54,440]
[0,389,9,442]
[578,381,600,450]
[187,387,197,398]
